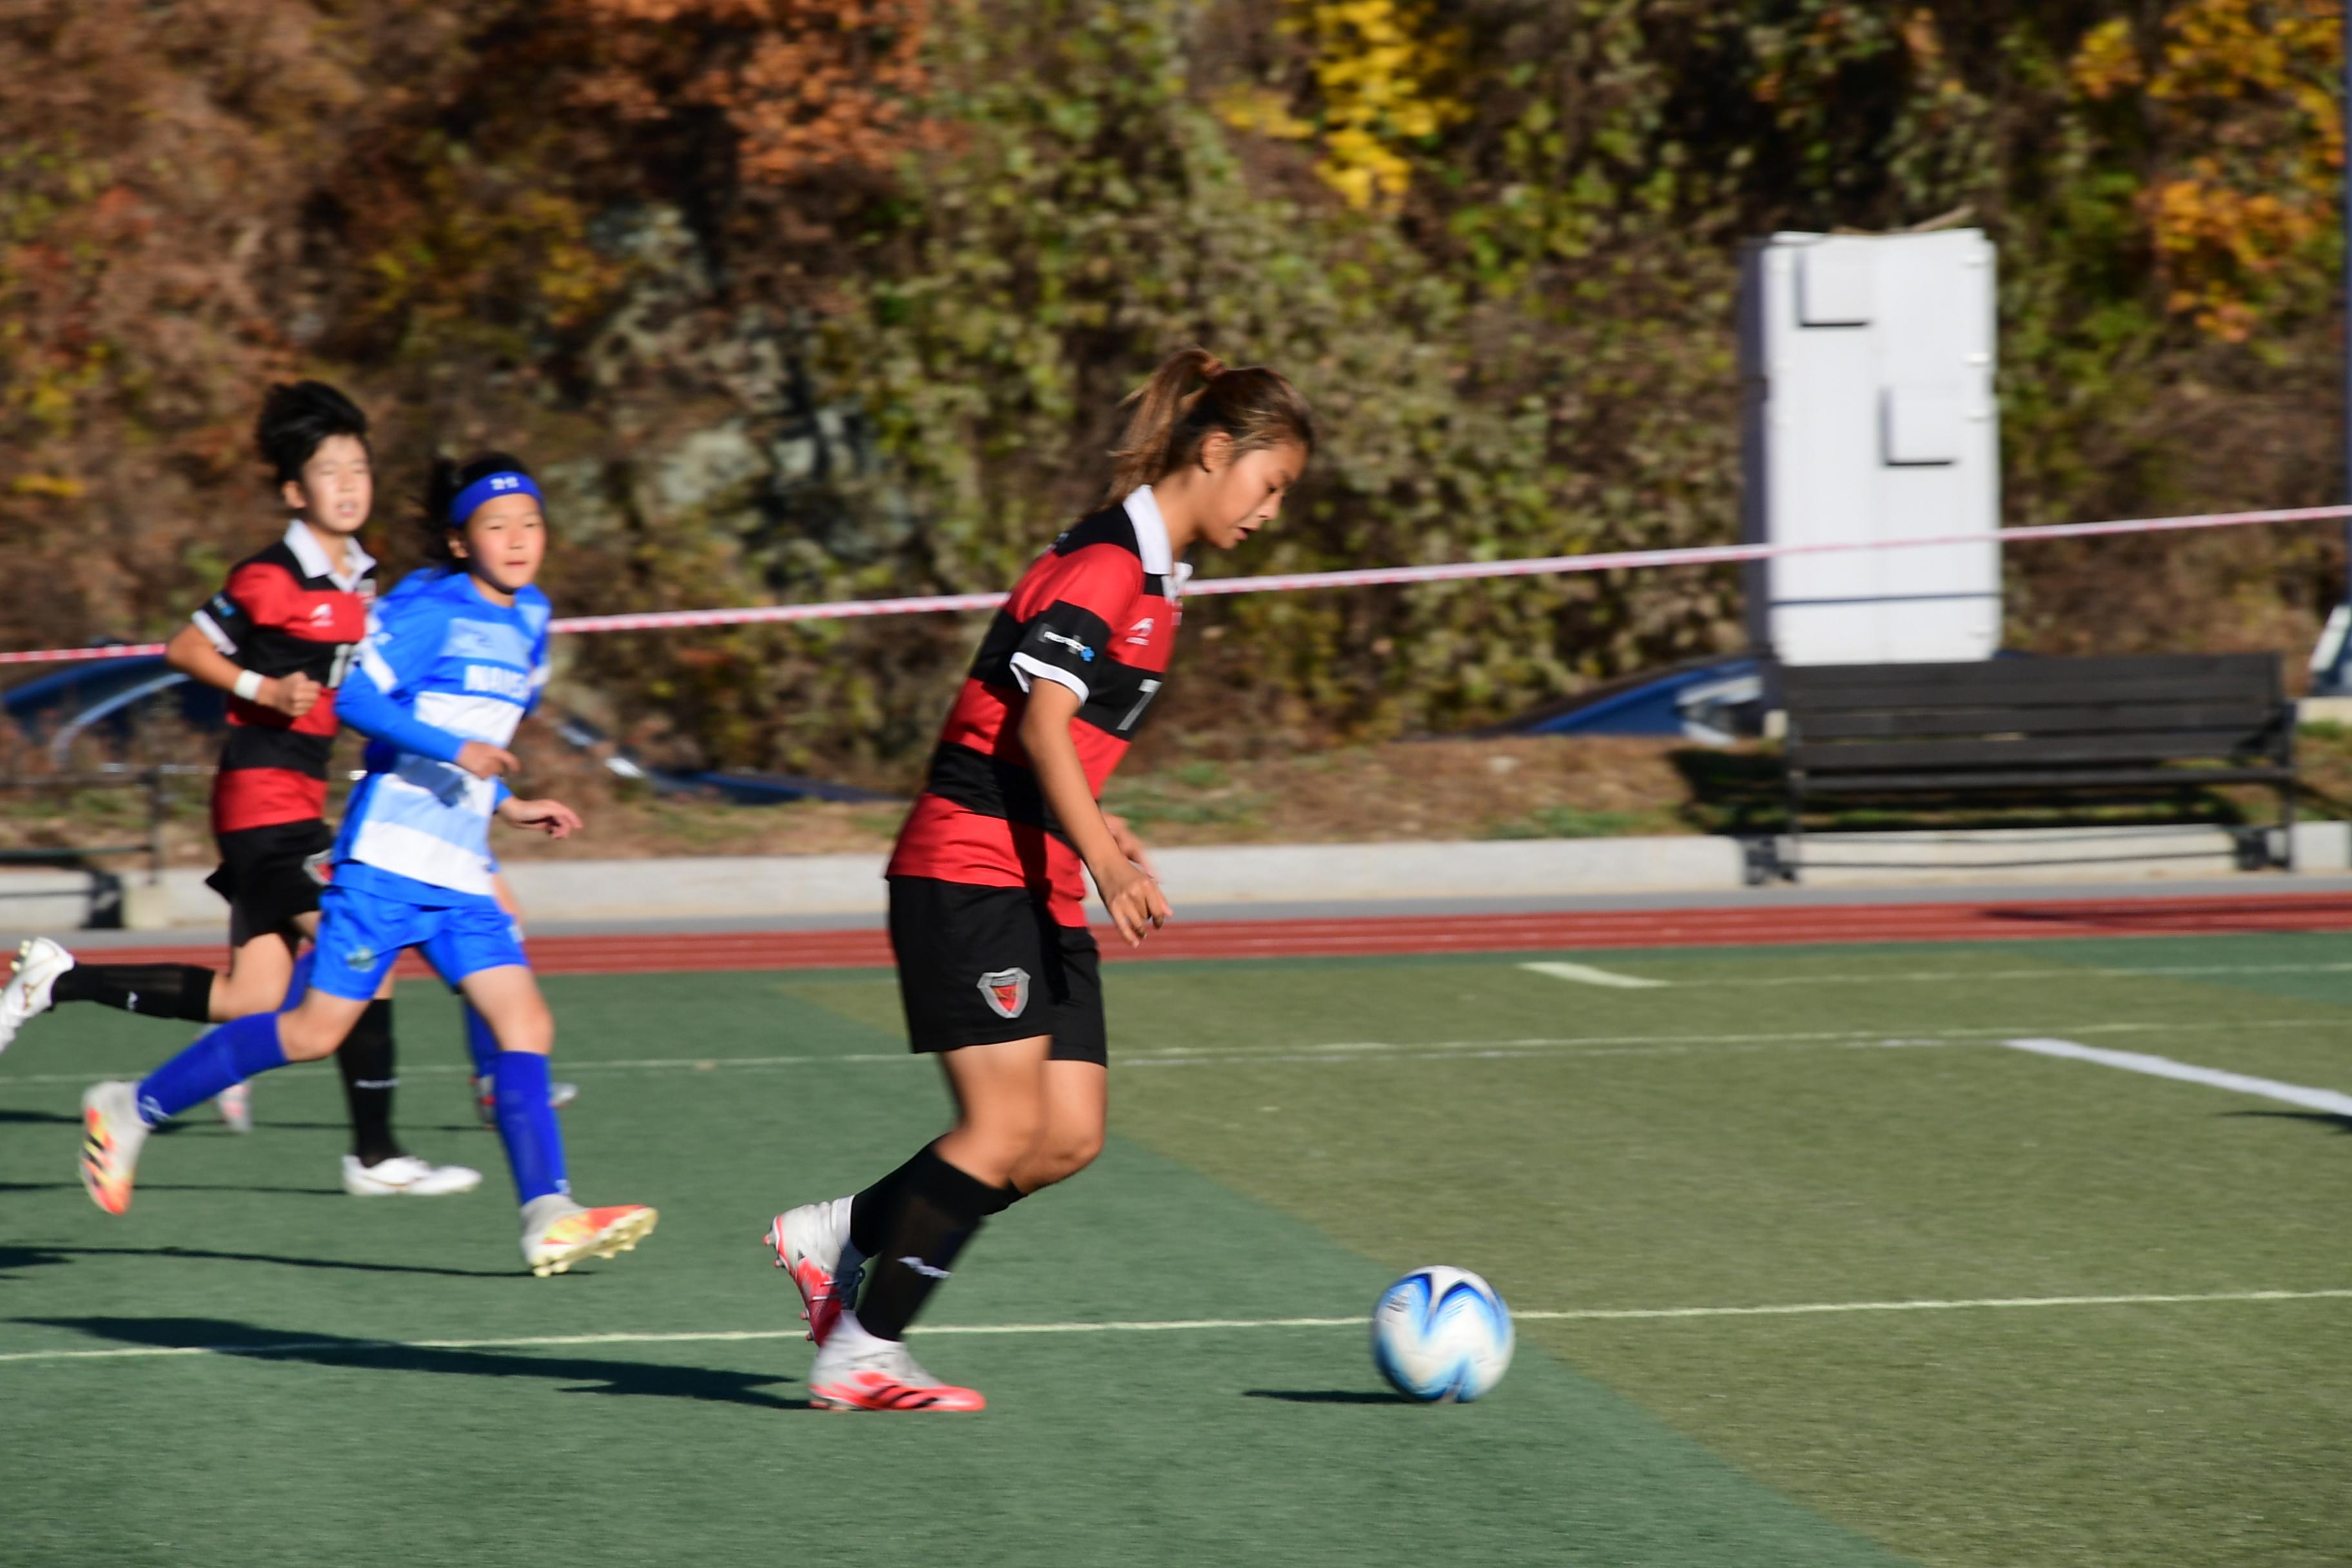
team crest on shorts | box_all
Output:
[977,966,1031,1019]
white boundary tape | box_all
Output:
[7,501,2346,665]
[5,1287,2349,1364]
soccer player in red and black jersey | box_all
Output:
[0,382,477,1195]
[766,348,1315,1410]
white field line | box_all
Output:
[5,1286,2350,1366]
[6,1015,2352,1087]
[1520,961,1669,989]
[1556,961,2352,988]
[2002,1037,2352,1117]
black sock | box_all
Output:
[849,1148,928,1255]
[336,999,402,1166]
[851,1150,1026,1256]
[854,1146,999,1342]
[52,963,216,1023]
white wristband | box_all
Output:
[232,669,265,701]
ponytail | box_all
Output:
[1101,348,1315,506]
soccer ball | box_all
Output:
[1370,1266,1514,1403]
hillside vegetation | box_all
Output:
[3,0,2346,787]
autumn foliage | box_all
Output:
[1,0,2349,779]
[559,0,942,186]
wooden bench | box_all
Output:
[1763,653,2297,881]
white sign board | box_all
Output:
[1739,230,2001,665]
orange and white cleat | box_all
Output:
[765,1196,861,1346]
[522,1197,658,1277]
[79,1081,151,1216]
[807,1317,985,1412]
[215,1082,253,1135]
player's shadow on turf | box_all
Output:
[0,1180,357,1197]
[24,1244,514,1279]
[23,1317,804,1409]
[0,1246,75,1278]
[1243,1388,1410,1405]
[257,1119,479,1134]
[2229,1108,2352,1135]
[0,1108,80,1125]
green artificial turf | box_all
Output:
[4,932,2351,1565]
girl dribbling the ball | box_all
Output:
[766,348,1314,1410]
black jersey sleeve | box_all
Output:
[191,585,252,656]
[1010,600,1116,701]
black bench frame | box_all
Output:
[1762,653,2297,883]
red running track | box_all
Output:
[57,890,2352,975]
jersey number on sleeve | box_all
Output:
[1118,679,1162,734]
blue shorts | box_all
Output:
[309,881,527,1001]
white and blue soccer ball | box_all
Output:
[1371,1266,1514,1403]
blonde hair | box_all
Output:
[1100,347,1315,506]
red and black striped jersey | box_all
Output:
[190,520,376,834]
[888,486,1186,925]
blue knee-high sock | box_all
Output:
[279,951,316,1011]
[135,1013,288,1126]
[491,1052,569,1204]
[462,1001,500,1080]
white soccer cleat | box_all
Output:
[342,1153,483,1197]
[79,1080,150,1215]
[807,1315,985,1412]
[520,1194,658,1277]
[765,1195,861,1345]
[215,1082,253,1134]
[1,936,74,1054]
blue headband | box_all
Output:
[448,471,542,525]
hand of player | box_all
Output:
[455,741,519,780]
[1095,859,1170,949]
[1104,812,1159,881]
[498,796,581,839]
[260,671,321,717]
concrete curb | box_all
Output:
[3,821,2344,930]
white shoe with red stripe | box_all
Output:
[765,1195,861,1346]
[807,1316,985,1412]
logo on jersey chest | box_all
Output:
[1124,616,1155,646]
[462,663,533,701]
[977,966,1030,1019]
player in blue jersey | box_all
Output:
[75,452,657,1277]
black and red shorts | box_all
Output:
[887,875,1105,1064]
[204,818,334,937]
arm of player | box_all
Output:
[164,624,318,718]
[496,796,580,840]
[337,616,514,780]
[1018,680,1169,947]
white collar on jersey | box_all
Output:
[282,517,375,594]
[1120,484,1192,598]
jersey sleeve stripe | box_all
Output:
[190,608,237,656]
[1008,651,1090,703]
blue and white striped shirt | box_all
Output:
[331,568,550,904]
